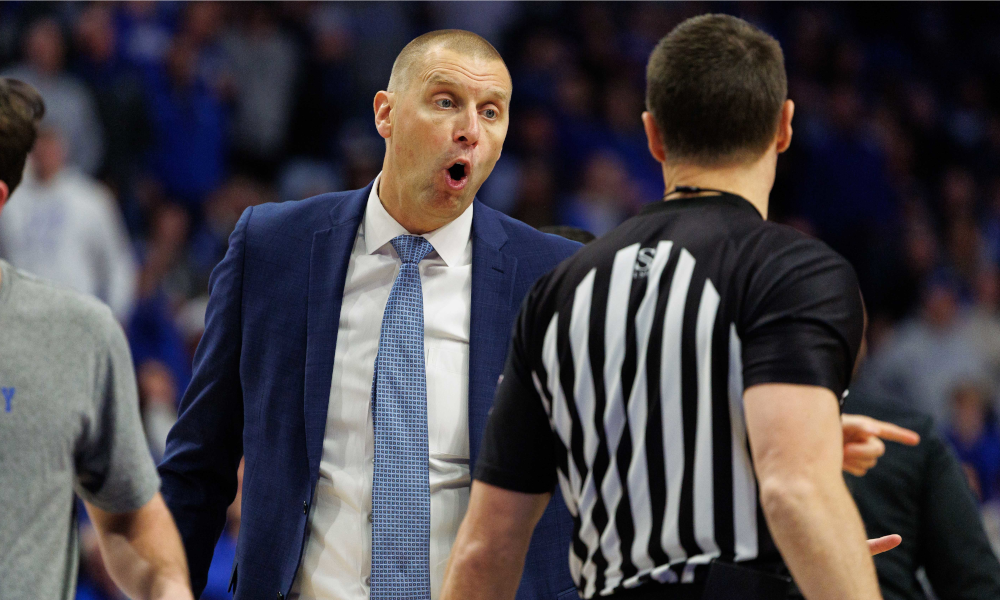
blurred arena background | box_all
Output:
[1,2,999,598]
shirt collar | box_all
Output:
[363,173,474,267]
[639,191,763,220]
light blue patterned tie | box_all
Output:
[371,235,434,600]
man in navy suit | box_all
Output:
[159,29,581,600]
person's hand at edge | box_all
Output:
[843,415,920,476]
[868,534,902,555]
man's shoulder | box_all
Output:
[2,263,119,344]
[249,187,367,224]
[243,186,369,241]
[485,205,582,268]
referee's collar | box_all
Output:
[641,191,763,219]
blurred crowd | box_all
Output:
[1,1,1000,596]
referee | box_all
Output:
[442,15,893,600]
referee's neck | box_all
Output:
[661,154,775,219]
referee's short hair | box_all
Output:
[646,14,787,166]
[0,78,45,194]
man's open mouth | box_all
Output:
[447,161,468,184]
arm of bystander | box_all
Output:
[85,493,193,600]
[841,414,920,476]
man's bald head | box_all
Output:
[373,28,511,233]
[387,29,507,93]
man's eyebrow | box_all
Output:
[487,87,510,103]
[427,74,461,88]
[426,74,510,104]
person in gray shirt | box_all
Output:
[0,77,193,600]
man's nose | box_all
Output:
[454,106,480,146]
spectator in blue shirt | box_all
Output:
[947,383,1000,503]
[145,36,226,213]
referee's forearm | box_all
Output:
[442,531,527,600]
[441,481,550,600]
[760,474,882,600]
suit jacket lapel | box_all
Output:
[303,185,370,487]
[468,200,517,470]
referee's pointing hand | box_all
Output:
[841,414,921,476]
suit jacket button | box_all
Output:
[303,501,308,515]
[277,593,284,600]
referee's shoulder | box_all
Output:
[748,219,854,269]
[736,221,862,306]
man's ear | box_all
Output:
[775,99,794,154]
[374,91,394,140]
[642,111,667,164]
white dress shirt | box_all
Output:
[290,175,473,600]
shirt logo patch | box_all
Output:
[634,247,656,278]
[1,387,14,413]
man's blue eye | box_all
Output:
[437,99,453,108]
[484,108,497,119]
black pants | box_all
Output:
[607,562,790,600]
[609,582,705,600]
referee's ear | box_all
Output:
[642,111,667,164]
[775,99,795,154]
[0,180,8,216]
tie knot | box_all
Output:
[391,235,434,264]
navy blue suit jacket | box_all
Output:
[159,183,582,600]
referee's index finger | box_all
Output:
[871,420,920,446]
[867,534,902,556]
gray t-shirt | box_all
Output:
[0,260,160,599]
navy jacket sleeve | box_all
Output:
[159,207,250,596]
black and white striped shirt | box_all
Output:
[475,193,864,598]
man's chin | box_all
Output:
[426,187,474,217]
